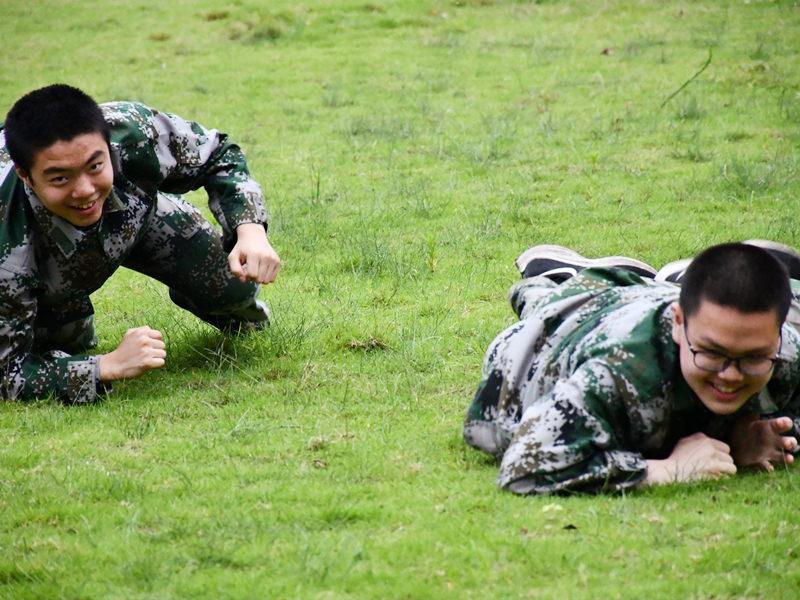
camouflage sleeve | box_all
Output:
[0,280,107,404]
[497,360,648,495]
[110,102,267,238]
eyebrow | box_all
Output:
[693,335,778,357]
[42,150,105,176]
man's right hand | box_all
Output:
[98,326,166,382]
[729,413,797,471]
[644,432,737,485]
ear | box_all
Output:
[671,301,684,345]
[13,165,32,188]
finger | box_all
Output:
[786,453,794,466]
[715,451,735,465]
[256,256,270,284]
[709,439,732,454]
[228,251,247,281]
[782,436,798,451]
[142,336,165,349]
[268,259,280,282]
[770,417,794,434]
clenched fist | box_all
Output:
[99,326,166,382]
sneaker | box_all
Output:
[654,258,693,284]
[218,319,269,336]
[168,289,270,335]
[744,240,800,280]
[515,244,657,282]
[655,240,800,284]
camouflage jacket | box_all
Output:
[464,268,800,495]
[0,102,268,403]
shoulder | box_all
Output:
[102,102,171,181]
[569,286,679,400]
[0,153,33,251]
[0,168,35,281]
[102,101,159,148]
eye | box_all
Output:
[89,162,104,173]
[698,349,726,360]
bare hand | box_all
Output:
[228,223,280,284]
[98,326,166,382]
[644,432,737,485]
[729,413,797,472]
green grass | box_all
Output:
[2,0,800,598]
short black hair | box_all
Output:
[680,242,791,326]
[4,84,110,176]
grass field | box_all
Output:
[2,0,800,598]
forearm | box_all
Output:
[206,167,268,237]
[3,351,109,404]
[149,110,268,235]
[503,449,648,495]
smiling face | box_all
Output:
[672,300,782,415]
[15,132,113,228]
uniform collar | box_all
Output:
[24,185,125,258]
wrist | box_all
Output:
[235,222,267,238]
[644,459,675,486]
[98,353,118,382]
[93,356,114,394]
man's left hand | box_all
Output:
[228,223,281,284]
[729,412,797,472]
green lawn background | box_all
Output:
[1,1,800,598]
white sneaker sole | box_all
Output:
[515,244,657,277]
[654,258,693,283]
[655,240,800,283]
[744,239,800,258]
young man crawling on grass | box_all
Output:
[0,84,280,404]
[464,241,800,494]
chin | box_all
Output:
[699,393,749,416]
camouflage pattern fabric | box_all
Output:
[464,268,800,495]
[0,102,270,403]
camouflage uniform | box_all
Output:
[0,102,270,403]
[463,268,800,495]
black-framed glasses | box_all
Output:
[683,324,779,376]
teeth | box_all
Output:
[714,385,738,394]
[74,202,94,209]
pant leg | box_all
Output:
[122,193,270,331]
[464,276,560,457]
[508,276,560,320]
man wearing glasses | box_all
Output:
[463,241,800,495]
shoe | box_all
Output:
[168,289,270,334]
[655,240,800,284]
[515,244,657,282]
[654,258,693,283]
[744,240,800,280]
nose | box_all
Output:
[717,360,745,381]
[71,174,95,199]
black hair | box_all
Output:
[680,242,791,326]
[4,84,110,176]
